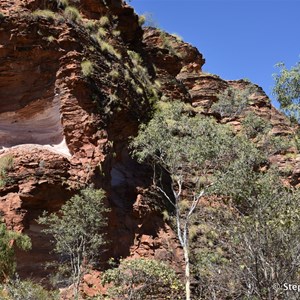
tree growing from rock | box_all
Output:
[131,101,236,300]
[37,188,109,300]
[273,60,300,122]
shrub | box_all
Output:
[99,40,121,59]
[109,69,119,79]
[160,31,181,57]
[127,50,142,65]
[81,60,94,77]
[32,10,57,21]
[1,278,58,300]
[97,27,107,37]
[112,30,120,37]
[242,112,271,139]
[135,86,143,95]
[0,155,13,187]
[0,222,31,282]
[273,61,300,122]
[64,6,81,22]
[99,16,109,27]
[138,15,146,26]
[211,86,255,118]
[261,134,292,155]
[37,188,109,299]
[46,36,55,43]
[84,19,97,31]
[102,258,182,299]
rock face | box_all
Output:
[0,0,299,290]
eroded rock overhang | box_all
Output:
[0,95,71,157]
[0,38,71,157]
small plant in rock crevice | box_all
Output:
[81,60,94,77]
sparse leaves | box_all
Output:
[273,61,300,122]
[37,188,109,299]
[0,222,31,282]
[211,86,256,118]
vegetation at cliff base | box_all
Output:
[0,277,58,300]
[0,222,31,283]
[37,188,109,300]
[102,258,182,299]
[131,98,300,299]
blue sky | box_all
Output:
[129,0,300,108]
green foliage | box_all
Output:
[46,35,55,43]
[273,61,300,122]
[160,31,181,57]
[37,188,109,298]
[102,258,182,299]
[0,222,31,282]
[131,101,234,184]
[99,16,109,27]
[138,14,146,26]
[84,19,98,31]
[0,155,13,187]
[63,6,81,22]
[188,200,243,299]
[112,30,120,37]
[0,278,58,300]
[293,128,300,151]
[99,40,121,59]
[81,60,94,77]
[235,171,300,299]
[260,134,292,155]
[97,27,107,37]
[109,69,119,79]
[131,101,238,299]
[194,159,300,299]
[242,112,271,139]
[208,131,300,299]
[32,10,57,21]
[211,136,267,205]
[126,50,158,102]
[211,86,255,118]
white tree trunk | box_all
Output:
[183,245,191,300]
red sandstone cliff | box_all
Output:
[0,0,299,297]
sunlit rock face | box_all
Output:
[1,0,300,292]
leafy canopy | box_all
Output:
[273,61,300,121]
[0,277,58,300]
[102,258,182,299]
[0,222,31,282]
[37,188,109,291]
[131,101,235,191]
[211,85,255,118]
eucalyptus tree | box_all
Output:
[38,188,109,300]
[131,101,235,300]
